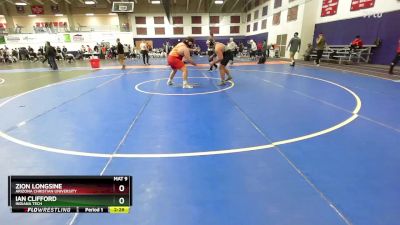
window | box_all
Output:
[261,19,267,29]
[247,14,251,22]
[273,12,281,25]
[136,27,147,35]
[154,16,164,24]
[246,24,250,32]
[254,0,260,7]
[192,27,201,34]
[173,27,183,35]
[287,5,298,21]
[246,1,253,11]
[210,26,219,34]
[254,10,259,20]
[274,0,282,8]
[191,16,202,24]
[262,6,268,16]
[231,16,240,23]
[135,17,146,24]
[155,27,165,35]
[210,16,219,24]
[230,26,240,34]
[253,22,258,31]
[173,16,183,24]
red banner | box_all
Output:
[31,5,44,15]
[350,0,375,11]
[35,22,66,27]
[321,0,339,17]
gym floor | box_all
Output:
[1,56,399,225]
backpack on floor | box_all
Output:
[258,56,266,64]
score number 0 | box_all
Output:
[118,185,125,204]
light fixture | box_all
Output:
[28,15,37,17]
[214,0,223,4]
[15,2,27,6]
[55,14,64,16]
[85,13,94,16]
[108,13,117,15]
[151,0,161,4]
[85,0,96,5]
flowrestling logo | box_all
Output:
[362,10,383,18]
[73,34,84,42]
[5,36,20,43]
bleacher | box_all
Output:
[310,45,376,64]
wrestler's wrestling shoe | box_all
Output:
[183,83,194,88]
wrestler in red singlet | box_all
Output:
[167,37,197,88]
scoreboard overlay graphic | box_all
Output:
[8,176,132,213]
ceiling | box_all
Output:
[0,0,257,15]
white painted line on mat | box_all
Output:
[0,70,362,158]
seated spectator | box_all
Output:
[350,35,363,52]
[65,53,76,63]
[303,43,313,61]
[56,46,63,60]
[389,38,400,74]
[28,48,38,62]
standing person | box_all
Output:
[41,45,49,64]
[140,40,150,65]
[238,42,244,57]
[315,33,326,67]
[111,45,117,59]
[207,36,217,71]
[62,46,68,60]
[116,38,126,69]
[45,41,58,70]
[250,40,258,60]
[166,37,198,88]
[226,37,238,64]
[101,45,107,59]
[389,38,400,74]
[287,32,301,66]
[257,41,263,56]
[166,41,171,54]
[262,40,269,59]
[210,41,233,86]
[123,44,129,58]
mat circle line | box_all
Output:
[135,77,234,96]
[0,69,362,158]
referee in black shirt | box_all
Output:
[117,38,126,69]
